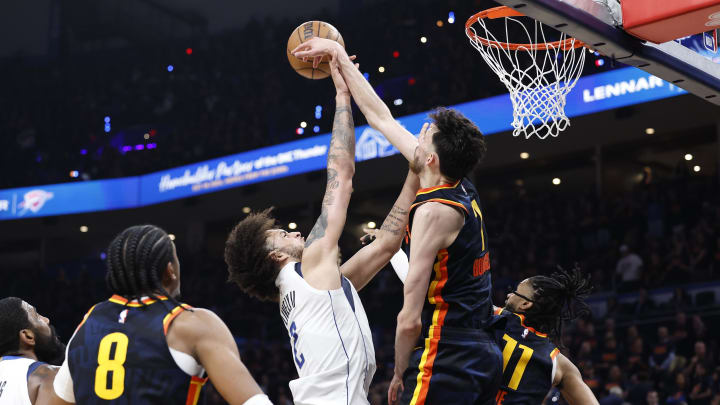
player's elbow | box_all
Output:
[374,232,403,256]
[397,312,422,336]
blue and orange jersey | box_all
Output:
[67,295,207,405]
[493,307,559,405]
[407,177,493,336]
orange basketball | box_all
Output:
[287,21,345,79]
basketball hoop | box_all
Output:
[466,6,587,139]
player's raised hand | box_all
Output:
[360,227,378,245]
[292,37,345,67]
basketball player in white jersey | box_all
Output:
[0,297,65,405]
[224,59,419,404]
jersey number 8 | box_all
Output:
[94,332,129,400]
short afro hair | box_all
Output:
[225,209,282,302]
[0,297,30,356]
[430,107,487,181]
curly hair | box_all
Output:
[524,265,593,347]
[225,209,282,302]
[429,107,487,181]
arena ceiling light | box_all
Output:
[420,36,428,44]
[288,222,297,230]
[79,226,89,233]
[694,165,701,172]
[378,66,385,73]
[168,234,176,241]
[300,121,307,128]
[552,178,561,185]
[520,152,530,159]
[367,221,376,229]
[645,128,655,135]
[242,206,251,214]
[685,153,693,161]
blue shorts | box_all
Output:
[400,327,503,405]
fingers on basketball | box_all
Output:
[287,21,345,80]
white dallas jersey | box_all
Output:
[276,262,376,405]
[0,356,41,405]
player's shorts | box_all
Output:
[400,326,503,405]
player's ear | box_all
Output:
[267,250,286,263]
[19,328,35,348]
[164,262,177,282]
[521,301,534,311]
[426,152,436,168]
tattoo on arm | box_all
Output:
[305,104,354,248]
[327,106,355,165]
[380,205,409,235]
[305,169,339,248]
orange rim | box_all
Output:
[465,6,585,51]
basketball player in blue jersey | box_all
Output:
[49,225,271,405]
[494,268,598,405]
[293,39,502,405]
[224,59,420,405]
[0,297,65,405]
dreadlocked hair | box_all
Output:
[225,208,282,302]
[106,224,183,310]
[524,265,592,347]
[0,297,30,356]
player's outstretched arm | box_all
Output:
[301,60,356,281]
[171,308,271,405]
[389,202,463,404]
[340,170,419,290]
[554,353,599,405]
[292,38,418,162]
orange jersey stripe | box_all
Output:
[410,198,469,215]
[410,249,450,405]
[550,348,560,360]
[74,304,98,333]
[163,304,192,335]
[108,294,168,307]
[185,376,208,405]
[416,180,461,196]
[514,313,548,338]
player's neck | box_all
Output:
[419,171,455,189]
[6,349,38,361]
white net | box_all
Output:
[466,12,586,139]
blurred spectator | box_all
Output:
[666,372,689,405]
[616,244,643,292]
[649,326,675,374]
[646,390,659,405]
[600,386,624,405]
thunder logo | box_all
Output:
[18,189,54,216]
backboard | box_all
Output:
[489,0,720,105]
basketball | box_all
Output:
[287,21,345,79]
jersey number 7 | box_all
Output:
[501,334,534,390]
[94,332,129,400]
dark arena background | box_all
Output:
[1,0,720,404]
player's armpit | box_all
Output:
[31,365,70,405]
[556,354,599,405]
[173,308,265,405]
